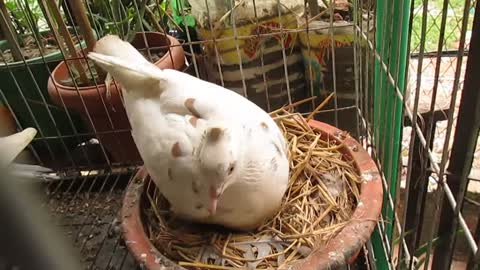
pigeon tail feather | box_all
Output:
[93,35,148,63]
[87,35,165,94]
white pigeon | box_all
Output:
[87,35,289,231]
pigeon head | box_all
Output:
[196,124,243,216]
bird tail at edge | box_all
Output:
[92,34,147,63]
[87,34,166,93]
[87,52,165,92]
[0,127,37,168]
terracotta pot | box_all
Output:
[0,105,17,137]
[47,32,186,165]
[0,105,35,163]
[120,120,383,270]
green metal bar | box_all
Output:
[372,0,411,267]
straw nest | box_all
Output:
[143,97,361,269]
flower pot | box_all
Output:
[299,18,374,137]
[120,119,383,270]
[0,101,17,137]
[47,32,186,166]
[0,31,90,167]
[196,11,310,113]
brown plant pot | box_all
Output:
[47,32,186,165]
[0,105,17,137]
[120,120,383,270]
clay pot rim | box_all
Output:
[120,120,383,270]
[48,32,183,93]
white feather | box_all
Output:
[0,127,37,168]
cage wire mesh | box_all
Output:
[0,0,479,269]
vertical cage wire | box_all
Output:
[402,0,432,264]
[352,0,410,265]
[391,0,479,269]
[0,8,88,170]
[431,0,478,267]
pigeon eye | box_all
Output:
[227,164,235,175]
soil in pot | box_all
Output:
[47,32,186,166]
[1,35,57,63]
[122,106,382,269]
[0,31,90,168]
[0,32,84,63]
[59,47,168,88]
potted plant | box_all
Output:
[0,0,95,168]
[298,0,374,137]
[47,0,186,165]
[186,0,311,113]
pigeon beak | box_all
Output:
[208,198,218,216]
[208,185,222,216]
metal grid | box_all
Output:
[395,0,480,269]
[45,169,138,269]
[0,0,478,269]
[403,0,474,187]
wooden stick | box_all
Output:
[306,92,335,121]
[144,5,164,33]
[178,262,239,269]
[46,0,88,83]
[22,0,45,54]
[67,0,95,53]
[67,0,106,79]
[270,96,318,115]
[37,0,67,57]
[0,0,22,61]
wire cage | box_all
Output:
[0,0,479,269]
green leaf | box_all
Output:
[91,13,109,23]
[170,0,196,27]
[186,15,195,27]
[112,0,130,38]
[392,229,416,246]
[159,0,166,10]
[5,1,16,11]
[126,0,147,42]
[142,18,153,31]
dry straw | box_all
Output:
[143,97,361,269]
